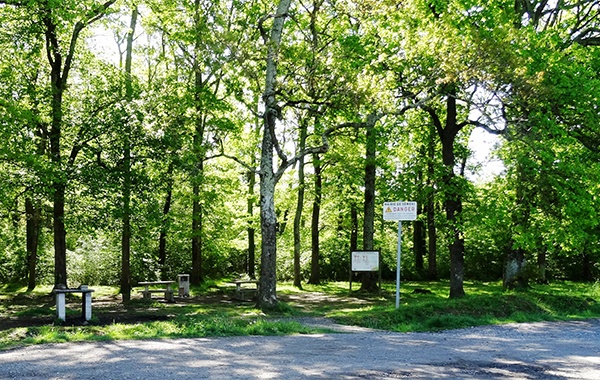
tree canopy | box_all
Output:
[0,0,599,307]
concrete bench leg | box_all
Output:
[82,292,93,321]
[165,290,174,302]
[55,292,66,321]
[142,291,152,301]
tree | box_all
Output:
[256,0,294,308]
[0,5,49,289]
[289,0,356,289]
[425,123,439,280]
[144,0,240,285]
[292,115,308,289]
[0,0,117,286]
[252,0,383,306]
[308,151,322,284]
[498,0,600,288]
[120,4,138,304]
[359,116,381,292]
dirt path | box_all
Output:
[1,319,599,379]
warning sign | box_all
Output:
[383,201,417,221]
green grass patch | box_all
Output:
[0,313,321,350]
[316,281,600,332]
[1,280,599,350]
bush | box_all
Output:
[68,234,120,286]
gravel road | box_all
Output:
[1,319,599,379]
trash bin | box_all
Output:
[178,274,190,297]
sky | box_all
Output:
[467,127,505,182]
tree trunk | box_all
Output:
[26,95,46,291]
[360,122,378,292]
[434,86,465,298]
[256,0,292,309]
[426,199,438,280]
[190,0,208,285]
[48,55,67,287]
[158,163,174,279]
[426,125,438,280]
[158,187,172,276]
[308,153,322,285]
[292,121,308,289]
[25,197,41,291]
[413,202,426,274]
[504,160,531,290]
[121,169,131,303]
[582,250,593,282]
[536,249,547,284]
[504,247,528,290]
[52,172,67,287]
[258,128,278,308]
[43,0,67,289]
[305,3,322,286]
[191,159,204,285]
[350,202,358,253]
[247,170,256,279]
[120,6,138,304]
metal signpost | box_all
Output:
[383,201,417,309]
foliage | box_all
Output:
[0,0,598,297]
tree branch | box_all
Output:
[63,1,116,83]
[217,152,259,174]
[274,112,383,182]
[267,108,289,167]
[573,27,600,46]
[457,120,506,135]
[258,11,290,44]
[422,105,444,137]
[84,0,117,26]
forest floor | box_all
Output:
[2,280,599,336]
[2,282,600,378]
[0,285,375,331]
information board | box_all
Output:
[351,250,380,272]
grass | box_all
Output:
[1,280,599,350]
[316,281,600,332]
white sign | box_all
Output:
[351,251,379,271]
[383,201,417,221]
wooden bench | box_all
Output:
[232,280,258,301]
[53,286,95,322]
[138,281,175,302]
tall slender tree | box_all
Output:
[120,4,138,303]
[257,0,294,308]
[37,0,116,286]
[360,117,379,292]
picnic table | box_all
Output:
[138,281,175,302]
[232,279,258,301]
[53,286,95,322]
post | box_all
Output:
[384,201,416,309]
[56,292,66,321]
[396,221,402,309]
[83,291,93,321]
